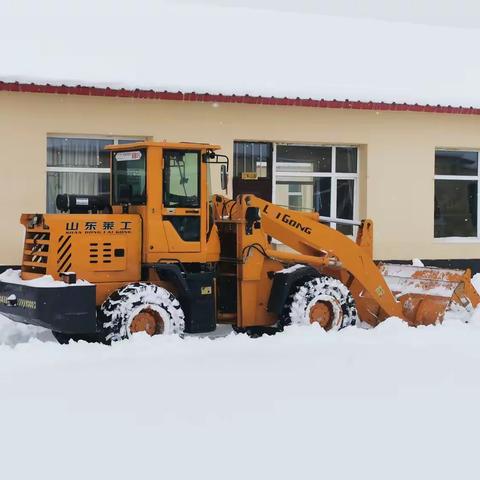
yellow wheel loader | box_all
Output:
[0,141,478,343]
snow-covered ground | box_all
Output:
[1,313,480,479]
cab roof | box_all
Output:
[105,141,221,151]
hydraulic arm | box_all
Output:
[213,193,479,327]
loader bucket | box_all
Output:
[378,263,480,326]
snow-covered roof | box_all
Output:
[3,80,480,116]
[3,1,480,111]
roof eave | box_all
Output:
[1,80,479,116]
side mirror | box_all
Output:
[220,164,229,191]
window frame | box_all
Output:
[162,149,201,209]
[434,148,480,243]
[272,143,360,234]
[46,135,145,212]
[112,148,147,206]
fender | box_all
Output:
[267,265,319,314]
[149,263,216,334]
[149,263,191,298]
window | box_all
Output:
[46,136,143,213]
[163,150,200,208]
[112,149,147,205]
[434,150,479,238]
[275,145,358,235]
[287,183,303,210]
[233,142,272,178]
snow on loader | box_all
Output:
[0,141,478,343]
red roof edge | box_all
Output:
[2,80,480,116]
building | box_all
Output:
[1,80,480,270]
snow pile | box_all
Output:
[472,273,480,294]
[0,315,54,346]
[1,316,480,479]
[380,263,462,297]
[0,269,91,287]
[276,263,306,274]
[3,0,480,107]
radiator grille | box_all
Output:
[22,230,51,275]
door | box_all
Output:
[232,142,273,201]
[162,149,201,252]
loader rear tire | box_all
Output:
[281,276,358,330]
[98,282,185,343]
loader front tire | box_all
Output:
[281,276,358,330]
[98,282,185,343]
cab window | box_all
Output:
[163,150,200,208]
[112,149,146,205]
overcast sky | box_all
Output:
[174,0,480,29]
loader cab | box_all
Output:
[106,141,222,264]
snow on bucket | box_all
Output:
[378,263,480,326]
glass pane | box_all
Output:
[336,179,354,220]
[47,171,110,213]
[164,150,200,208]
[275,176,331,216]
[276,177,314,211]
[336,147,358,173]
[47,137,111,168]
[337,223,353,236]
[336,179,355,235]
[233,142,272,178]
[276,145,332,173]
[435,150,478,176]
[314,177,331,217]
[256,143,268,178]
[288,195,303,210]
[434,179,477,237]
[117,138,144,144]
[112,149,147,205]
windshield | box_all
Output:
[163,150,200,208]
[112,149,146,205]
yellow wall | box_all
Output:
[2,90,480,265]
